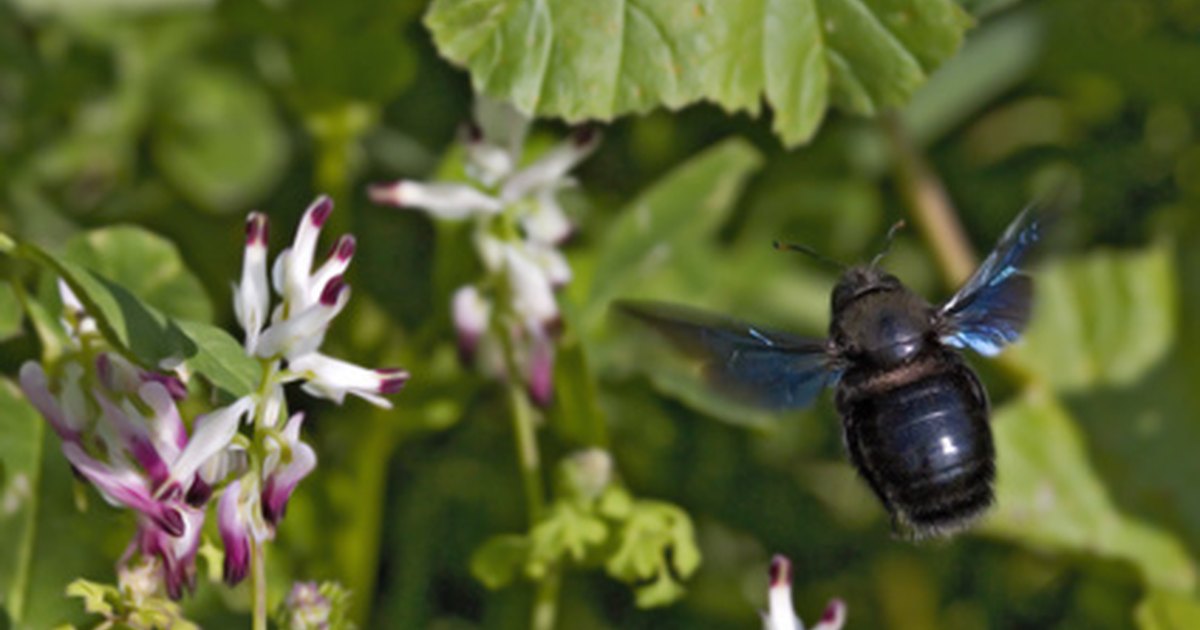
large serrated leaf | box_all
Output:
[1011,245,1176,390]
[981,393,1196,593]
[425,0,972,146]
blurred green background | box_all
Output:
[2,0,1200,628]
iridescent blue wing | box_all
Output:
[617,301,840,410]
[936,207,1042,356]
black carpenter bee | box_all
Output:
[619,209,1042,538]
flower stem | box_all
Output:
[507,381,545,521]
[252,539,267,630]
[883,113,977,287]
[498,326,557,629]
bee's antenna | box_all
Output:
[870,220,907,268]
[772,240,847,271]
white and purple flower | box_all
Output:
[370,98,597,406]
[18,359,219,599]
[761,555,846,630]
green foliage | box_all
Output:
[152,67,289,213]
[66,575,197,630]
[13,233,258,398]
[983,393,1196,593]
[0,283,21,342]
[0,380,120,629]
[1013,245,1176,390]
[470,456,700,608]
[425,0,972,146]
[1137,589,1200,630]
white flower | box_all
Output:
[762,555,846,630]
[370,98,596,406]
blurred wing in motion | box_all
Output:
[617,301,839,410]
[937,207,1042,356]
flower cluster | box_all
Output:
[208,196,409,585]
[18,197,407,599]
[761,555,846,630]
[370,98,597,405]
[20,328,215,598]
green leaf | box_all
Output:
[0,380,43,623]
[152,66,289,213]
[1011,245,1176,390]
[0,283,22,342]
[425,0,972,145]
[1137,589,1200,630]
[605,497,700,608]
[175,321,261,400]
[546,338,608,447]
[18,241,258,398]
[0,379,118,629]
[981,392,1196,593]
[63,226,213,324]
[582,137,763,324]
[527,503,608,573]
[63,581,116,618]
[470,535,531,589]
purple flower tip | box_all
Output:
[333,235,357,261]
[378,372,410,395]
[224,542,249,585]
[185,476,212,507]
[768,555,791,588]
[572,126,597,147]
[157,506,186,537]
[310,196,334,227]
[319,275,347,306]
[246,212,269,246]
[821,600,845,623]
[464,121,484,143]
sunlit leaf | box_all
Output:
[471,534,530,589]
[1137,589,1200,630]
[582,137,763,324]
[63,226,213,324]
[981,392,1196,593]
[1010,244,1176,390]
[425,0,972,145]
[17,241,257,398]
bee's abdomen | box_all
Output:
[836,352,994,538]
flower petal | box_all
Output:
[282,196,334,312]
[138,382,187,460]
[63,442,184,536]
[504,246,559,328]
[762,555,801,630]
[811,599,847,630]
[218,479,252,585]
[522,187,573,245]
[261,414,317,526]
[168,396,253,490]
[500,127,599,202]
[18,362,84,442]
[93,390,171,489]
[255,276,349,359]
[369,181,503,219]
[526,331,556,407]
[452,285,491,361]
[234,212,271,352]
[307,235,356,308]
[287,353,408,408]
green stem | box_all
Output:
[252,539,267,630]
[507,380,546,521]
[498,326,557,629]
[531,566,562,630]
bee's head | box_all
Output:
[831,265,903,315]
